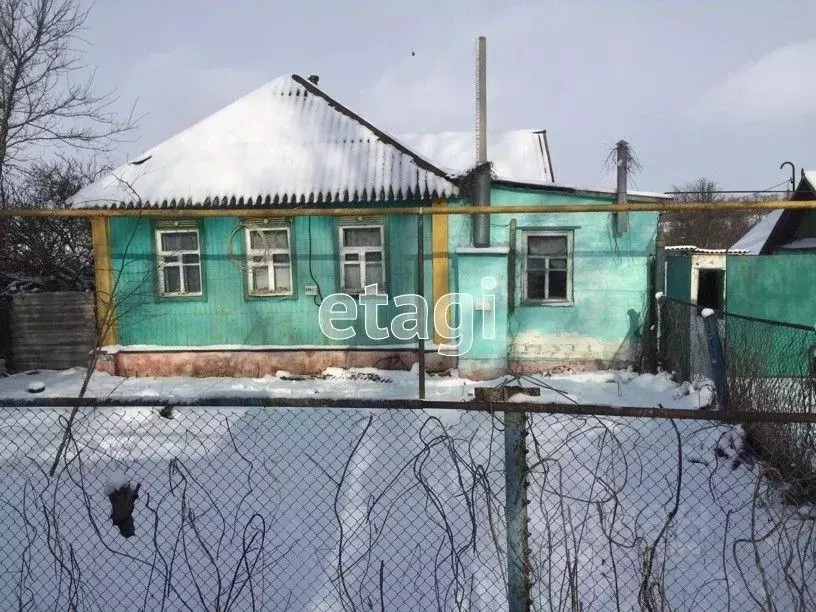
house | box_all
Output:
[725,171,816,377]
[71,74,669,379]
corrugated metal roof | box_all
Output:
[665,245,741,254]
[729,209,784,255]
[395,130,553,183]
[70,75,458,209]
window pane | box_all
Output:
[250,229,288,250]
[274,266,291,291]
[344,264,361,290]
[527,272,547,300]
[527,257,548,272]
[549,271,568,299]
[184,265,201,293]
[343,227,381,247]
[161,231,198,252]
[344,252,359,262]
[550,258,567,270]
[163,266,180,293]
[252,267,270,291]
[528,235,567,256]
[272,253,290,264]
[366,263,384,288]
[162,255,179,264]
[364,251,382,263]
[182,254,200,265]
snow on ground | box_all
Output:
[0,366,714,409]
[0,368,811,611]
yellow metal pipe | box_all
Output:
[0,199,813,218]
[90,217,117,346]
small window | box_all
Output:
[156,228,202,296]
[245,227,293,295]
[339,225,384,294]
[523,231,573,303]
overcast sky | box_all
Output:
[83,0,816,193]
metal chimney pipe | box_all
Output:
[614,139,629,235]
[476,37,487,165]
[473,36,491,247]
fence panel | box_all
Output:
[8,291,95,371]
[0,403,814,611]
[0,406,507,612]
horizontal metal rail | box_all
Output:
[664,296,816,331]
[2,395,815,422]
[0,199,812,218]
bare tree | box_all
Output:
[0,0,134,206]
[660,178,762,248]
[0,158,104,292]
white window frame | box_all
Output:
[244,226,294,296]
[155,228,203,297]
[522,230,573,304]
[338,224,385,295]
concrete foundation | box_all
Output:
[96,349,455,378]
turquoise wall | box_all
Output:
[108,185,659,370]
[450,186,657,365]
[665,255,691,301]
[454,251,509,378]
[726,253,816,377]
[109,212,432,347]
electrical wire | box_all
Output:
[307,216,324,306]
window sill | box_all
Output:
[343,290,389,298]
[157,292,207,303]
[520,299,574,308]
[248,291,294,298]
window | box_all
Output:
[339,225,384,294]
[245,227,293,295]
[523,231,573,303]
[156,228,202,296]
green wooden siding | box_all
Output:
[109,213,432,347]
[726,253,816,377]
[665,255,691,302]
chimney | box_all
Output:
[614,139,629,235]
[472,36,491,248]
[307,75,319,85]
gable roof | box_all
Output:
[395,130,553,183]
[70,75,458,209]
[729,170,816,254]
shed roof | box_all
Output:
[70,75,458,209]
[729,210,784,254]
[729,169,816,255]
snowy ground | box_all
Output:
[0,366,714,409]
[0,368,812,611]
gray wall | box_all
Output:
[9,292,95,371]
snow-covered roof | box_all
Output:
[664,245,740,254]
[802,170,816,193]
[779,237,816,250]
[70,75,458,209]
[729,209,784,255]
[395,130,553,183]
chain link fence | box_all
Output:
[658,295,816,519]
[1,403,815,611]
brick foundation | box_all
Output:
[97,349,455,378]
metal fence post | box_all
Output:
[702,309,728,410]
[504,410,531,612]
